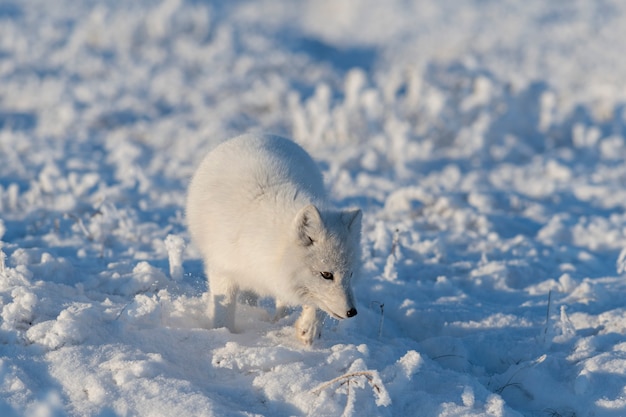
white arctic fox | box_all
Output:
[186,134,362,344]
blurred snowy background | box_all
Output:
[2,0,626,416]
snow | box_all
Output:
[1,0,626,415]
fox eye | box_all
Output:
[320,271,334,281]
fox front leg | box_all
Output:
[273,299,290,322]
[209,272,238,332]
[295,305,324,345]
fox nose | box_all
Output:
[346,308,358,318]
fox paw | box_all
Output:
[295,317,321,345]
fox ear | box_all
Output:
[341,209,362,231]
[295,204,323,246]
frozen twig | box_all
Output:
[390,228,400,257]
[617,247,626,274]
[543,290,552,343]
[311,369,391,411]
[370,301,385,339]
[494,355,546,396]
[65,213,92,240]
[312,371,382,396]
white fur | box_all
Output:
[186,133,362,344]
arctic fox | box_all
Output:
[186,134,362,345]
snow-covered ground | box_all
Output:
[2,0,626,415]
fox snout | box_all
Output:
[318,298,358,320]
[341,287,358,319]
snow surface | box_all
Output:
[2,0,626,416]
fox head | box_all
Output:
[288,204,362,319]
